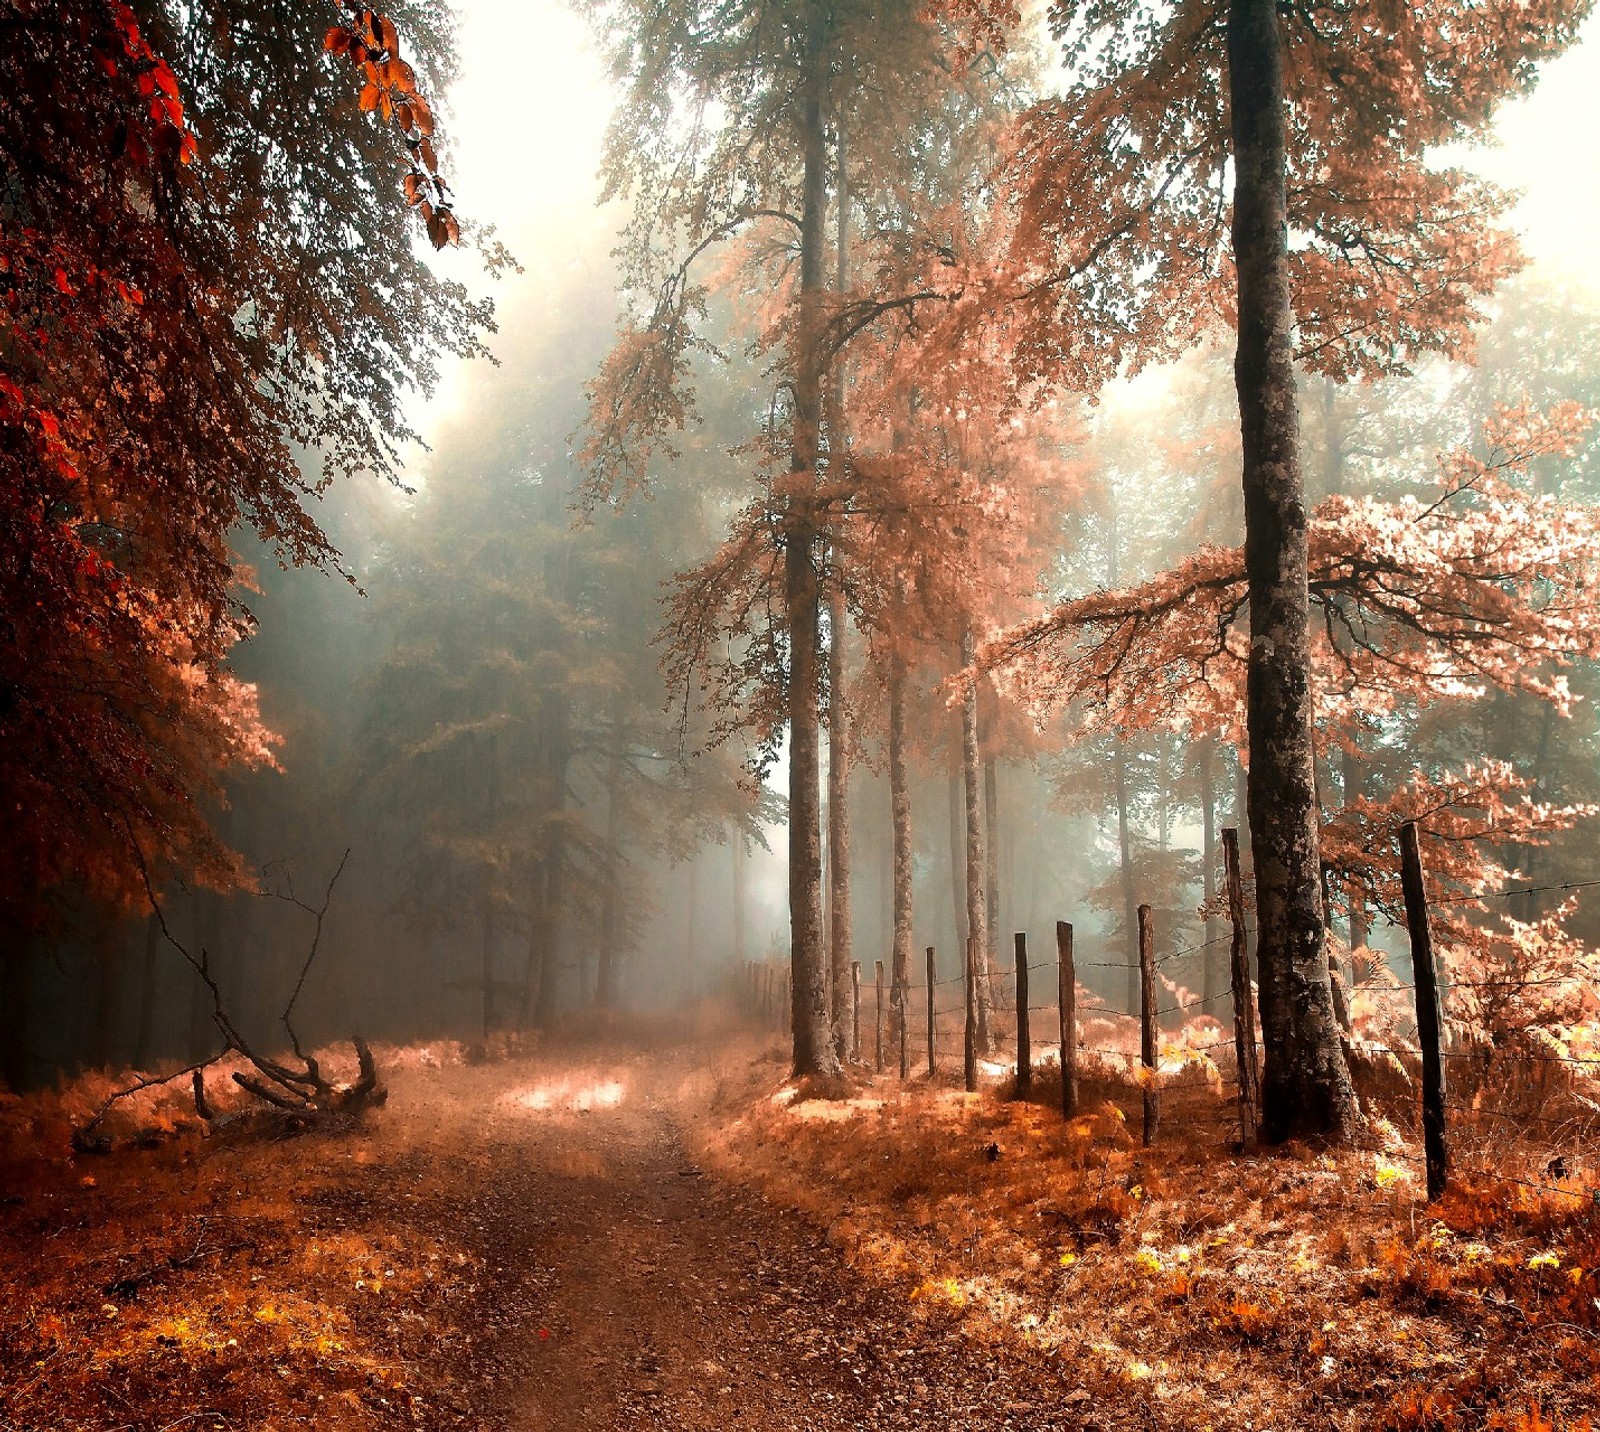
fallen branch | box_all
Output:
[72,1049,230,1153]
[73,837,384,1151]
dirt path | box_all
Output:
[437,1047,1106,1431]
[0,1041,1119,1431]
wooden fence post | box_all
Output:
[851,961,862,1062]
[1222,829,1261,1145]
[925,946,936,1078]
[1014,932,1031,1095]
[1057,921,1076,1118]
[1400,821,1448,1202]
[875,960,885,1073]
[964,934,978,1093]
[1138,903,1158,1146]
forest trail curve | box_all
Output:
[456,1044,1107,1432]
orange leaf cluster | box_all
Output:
[324,3,457,248]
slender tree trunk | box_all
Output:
[784,0,836,1077]
[1228,0,1358,1141]
[888,649,914,1065]
[948,760,968,955]
[960,629,991,1052]
[983,754,1000,1000]
[828,585,853,1058]
[1200,736,1221,1005]
[1115,737,1139,1015]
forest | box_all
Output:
[6,0,1600,1428]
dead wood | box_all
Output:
[72,842,385,1153]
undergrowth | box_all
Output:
[699,1043,1600,1431]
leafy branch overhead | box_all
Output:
[324,3,458,249]
[983,403,1600,739]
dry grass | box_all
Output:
[697,1042,1600,1431]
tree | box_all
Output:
[966,0,1589,1139]
[0,0,495,936]
[989,403,1600,1050]
[583,0,1006,1075]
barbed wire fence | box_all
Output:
[733,824,1600,1208]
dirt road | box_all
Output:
[0,1040,1114,1431]
[432,1046,1104,1431]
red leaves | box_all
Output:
[406,93,434,138]
[325,8,456,246]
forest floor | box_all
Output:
[3,1024,1600,1430]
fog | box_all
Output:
[9,1,1600,1088]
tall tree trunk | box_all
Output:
[960,629,992,1051]
[1115,737,1139,1015]
[983,754,1000,998]
[1199,735,1221,1005]
[783,0,836,1076]
[827,585,853,1058]
[888,649,914,1062]
[948,760,968,955]
[1228,0,1357,1141]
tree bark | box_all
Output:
[948,760,968,955]
[1199,735,1221,1005]
[888,648,914,1071]
[1114,737,1139,1015]
[1228,0,1358,1142]
[983,754,1001,1001]
[960,629,991,1052]
[827,584,853,1059]
[784,0,837,1077]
